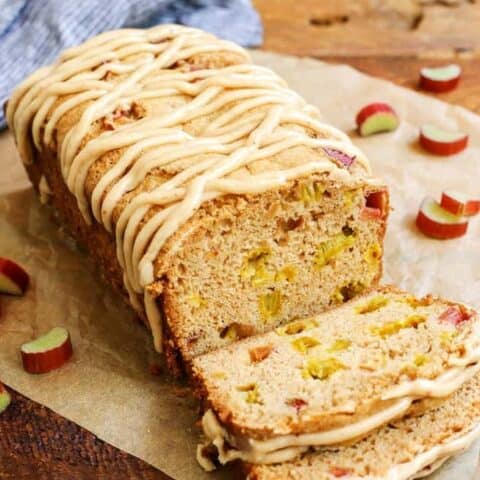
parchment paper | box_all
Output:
[1,50,479,479]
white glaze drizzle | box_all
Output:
[7,24,372,352]
[201,408,309,465]
[199,358,480,466]
[410,457,450,480]
[196,442,217,472]
[382,347,480,400]
[144,290,163,351]
[200,411,480,477]
[386,420,480,480]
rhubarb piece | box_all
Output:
[240,246,274,287]
[322,147,356,168]
[249,344,273,363]
[21,327,73,374]
[237,383,261,404]
[360,207,383,221]
[0,257,29,295]
[315,233,356,269]
[275,265,297,283]
[405,294,434,308]
[441,190,480,217]
[328,339,352,352]
[187,293,207,309]
[419,64,461,93]
[297,181,325,205]
[419,124,468,156]
[302,357,346,380]
[331,286,346,303]
[364,242,382,271]
[291,336,320,353]
[0,383,11,414]
[220,322,255,341]
[361,190,389,220]
[356,103,399,137]
[276,318,318,336]
[258,291,282,322]
[371,315,426,338]
[355,295,389,314]
[286,397,308,412]
[416,197,468,239]
[414,354,430,367]
[439,306,472,326]
[330,467,351,478]
[440,331,457,348]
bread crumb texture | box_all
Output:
[193,287,478,438]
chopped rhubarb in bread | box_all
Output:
[194,287,480,467]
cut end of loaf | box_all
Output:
[243,373,480,479]
[162,175,388,362]
[192,286,478,444]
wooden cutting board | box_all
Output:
[2,1,480,478]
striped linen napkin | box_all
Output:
[0,0,262,129]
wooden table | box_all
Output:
[2,1,480,478]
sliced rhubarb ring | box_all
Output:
[0,383,11,414]
[416,197,468,239]
[441,190,480,217]
[0,258,29,295]
[356,103,399,137]
[419,64,461,93]
[419,124,468,156]
[21,327,73,374]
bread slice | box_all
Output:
[242,373,480,479]
[6,25,387,370]
[193,287,480,466]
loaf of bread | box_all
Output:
[244,373,480,479]
[7,25,387,371]
[193,287,480,467]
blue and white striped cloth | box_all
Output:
[0,0,262,129]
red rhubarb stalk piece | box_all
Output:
[0,257,29,295]
[21,327,73,374]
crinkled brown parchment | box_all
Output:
[0,51,479,479]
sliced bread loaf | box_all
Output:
[243,373,480,479]
[7,25,387,371]
[193,287,480,466]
